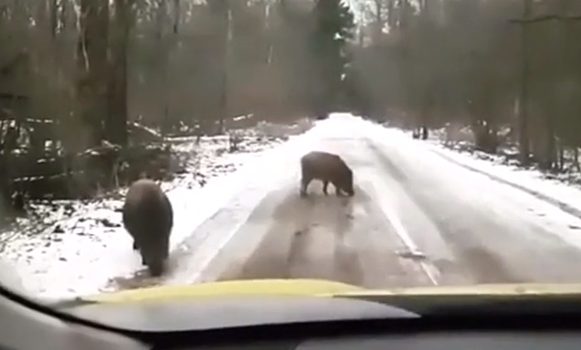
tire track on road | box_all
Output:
[366,139,527,284]
[218,162,436,288]
[336,138,444,287]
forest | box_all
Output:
[1,0,580,209]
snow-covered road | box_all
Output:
[167,114,581,289]
[8,113,581,299]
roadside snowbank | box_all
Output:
[426,144,581,218]
[255,118,313,138]
[362,118,581,219]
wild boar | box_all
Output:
[122,179,173,277]
[300,151,355,197]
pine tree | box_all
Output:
[310,0,355,117]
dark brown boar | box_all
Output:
[300,151,355,197]
[122,179,173,277]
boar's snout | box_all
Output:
[343,170,355,197]
[342,184,354,197]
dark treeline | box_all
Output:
[0,0,356,208]
[351,0,581,172]
[4,0,578,209]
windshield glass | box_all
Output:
[1,0,580,322]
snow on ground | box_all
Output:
[0,122,309,299]
[107,118,338,291]
[426,142,581,218]
[83,115,581,294]
[6,114,581,299]
[365,120,581,221]
[153,114,581,290]
[399,126,581,219]
[255,118,313,138]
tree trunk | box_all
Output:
[76,0,109,149]
[49,0,57,38]
[218,1,230,135]
[106,0,133,147]
[517,0,531,165]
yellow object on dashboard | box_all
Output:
[85,279,364,304]
[82,279,581,305]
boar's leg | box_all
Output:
[330,180,346,197]
[334,184,344,196]
[148,261,164,277]
[322,181,330,195]
[142,247,167,277]
[300,177,312,197]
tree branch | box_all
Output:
[509,14,581,24]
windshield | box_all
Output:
[1,0,581,323]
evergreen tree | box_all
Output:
[310,0,355,117]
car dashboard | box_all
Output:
[151,325,581,350]
[2,289,581,350]
[168,332,581,350]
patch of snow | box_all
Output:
[363,119,581,220]
[255,118,313,138]
[424,142,581,218]
[157,120,334,283]
[403,125,581,219]
[0,133,289,299]
[355,118,581,232]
